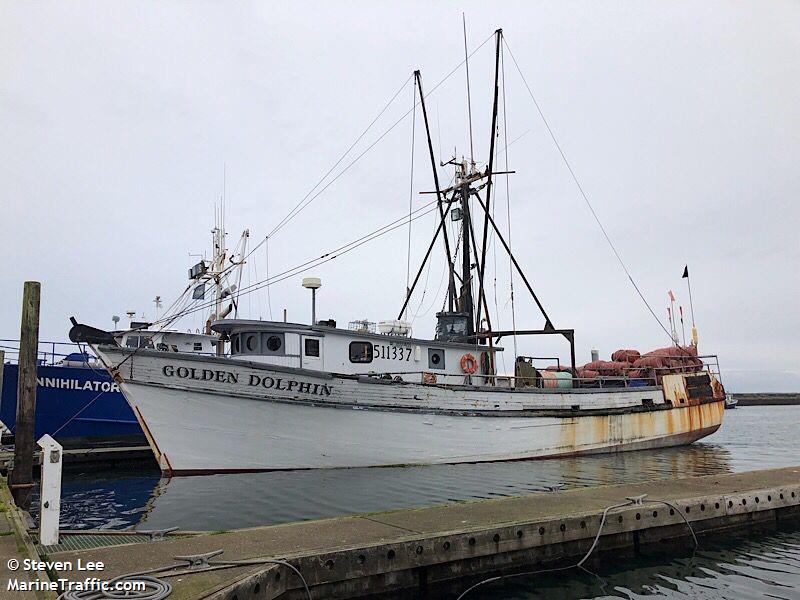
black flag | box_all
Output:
[682,265,689,279]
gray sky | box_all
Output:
[1,1,798,392]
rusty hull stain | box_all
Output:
[557,397,724,456]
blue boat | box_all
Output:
[0,341,145,447]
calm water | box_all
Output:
[33,406,800,599]
[48,406,800,532]
[463,526,800,599]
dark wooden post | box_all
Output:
[9,281,40,510]
[0,350,4,440]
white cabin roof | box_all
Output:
[211,319,503,352]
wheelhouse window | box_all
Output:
[244,333,260,353]
[428,348,445,370]
[305,338,320,357]
[124,335,154,349]
[193,342,203,352]
[261,333,284,354]
[230,331,284,355]
[349,341,373,363]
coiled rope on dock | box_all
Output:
[56,551,312,600]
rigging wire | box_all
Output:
[405,80,417,319]
[500,41,519,361]
[502,37,675,342]
[462,13,475,166]
[267,73,414,240]
[265,239,273,319]
[257,29,496,251]
[153,201,442,326]
[411,217,445,322]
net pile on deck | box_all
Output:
[547,346,704,384]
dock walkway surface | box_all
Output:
[41,466,800,599]
[0,478,56,600]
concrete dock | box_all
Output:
[0,477,56,599]
[39,466,800,599]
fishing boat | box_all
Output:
[70,30,725,474]
[1,216,246,446]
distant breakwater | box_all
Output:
[732,393,800,406]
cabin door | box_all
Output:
[301,335,323,371]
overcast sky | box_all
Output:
[1,1,797,392]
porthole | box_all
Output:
[266,335,282,352]
[246,334,259,353]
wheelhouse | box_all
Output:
[212,319,500,384]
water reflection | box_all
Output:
[51,406,800,532]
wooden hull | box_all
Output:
[95,346,725,474]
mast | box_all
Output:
[414,70,457,311]
[475,29,502,331]
[457,160,475,337]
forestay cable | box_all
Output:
[502,37,675,342]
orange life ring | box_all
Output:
[460,353,478,374]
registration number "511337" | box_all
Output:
[373,344,412,361]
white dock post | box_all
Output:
[37,434,62,546]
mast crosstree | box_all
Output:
[398,29,576,374]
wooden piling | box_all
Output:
[0,349,4,410]
[9,281,40,510]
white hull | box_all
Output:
[97,347,725,474]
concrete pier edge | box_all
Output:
[41,466,800,599]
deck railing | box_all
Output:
[362,354,724,390]
[0,339,101,367]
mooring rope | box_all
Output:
[455,495,699,599]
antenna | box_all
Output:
[462,13,475,169]
[153,296,163,321]
[302,277,322,325]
